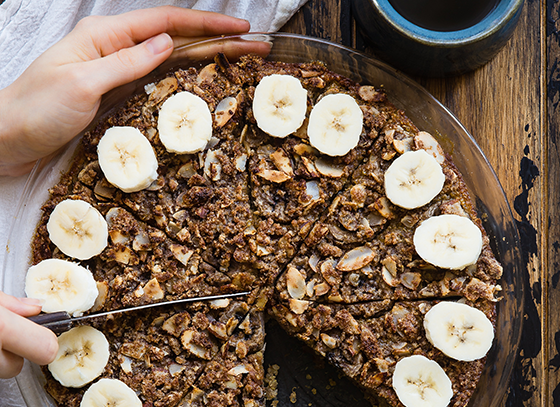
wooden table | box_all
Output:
[281,1,552,405]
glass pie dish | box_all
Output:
[1,33,523,407]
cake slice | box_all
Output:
[269,296,494,407]
[275,128,503,304]
[42,297,251,407]
[180,298,268,407]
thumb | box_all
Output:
[86,33,173,95]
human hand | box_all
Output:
[0,292,58,378]
[0,7,250,176]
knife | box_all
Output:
[28,291,250,334]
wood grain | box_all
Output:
[282,0,548,405]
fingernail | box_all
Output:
[19,297,44,306]
[146,33,173,55]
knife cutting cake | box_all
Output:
[26,52,502,407]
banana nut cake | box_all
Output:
[26,53,503,407]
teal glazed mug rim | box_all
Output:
[375,0,524,47]
[352,0,525,76]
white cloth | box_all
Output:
[0,0,307,405]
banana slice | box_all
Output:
[47,199,108,260]
[252,74,308,138]
[97,126,159,193]
[80,378,142,407]
[25,259,98,317]
[157,91,213,154]
[392,355,453,407]
[307,93,363,156]
[48,326,110,388]
[384,149,445,209]
[424,302,494,361]
[413,214,483,270]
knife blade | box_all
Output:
[28,291,251,334]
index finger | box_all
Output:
[73,7,250,57]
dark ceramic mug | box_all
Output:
[351,0,524,77]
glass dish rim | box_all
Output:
[2,32,524,407]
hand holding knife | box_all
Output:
[28,291,250,334]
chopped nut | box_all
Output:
[163,313,190,336]
[208,320,228,340]
[169,244,193,266]
[94,179,116,200]
[204,149,222,181]
[144,278,164,300]
[109,230,129,245]
[336,246,375,271]
[209,298,230,309]
[168,363,185,376]
[114,246,134,265]
[350,184,367,206]
[320,333,337,348]
[358,85,379,102]
[393,138,413,154]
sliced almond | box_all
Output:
[256,168,291,183]
[381,257,398,277]
[148,76,178,104]
[270,148,293,176]
[109,230,129,245]
[215,97,237,127]
[336,246,375,271]
[382,266,400,287]
[315,158,344,177]
[401,272,422,290]
[208,321,228,340]
[196,63,218,85]
[91,281,109,312]
[301,156,319,177]
[286,267,307,300]
[373,197,393,219]
[289,299,309,314]
[209,299,230,309]
[228,365,249,376]
[177,162,196,179]
[293,143,316,156]
[235,153,247,172]
[415,131,445,164]
[314,282,330,296]
[169,363,185,376]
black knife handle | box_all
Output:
[28,312,72,334]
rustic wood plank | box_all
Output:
[546,0,560,405]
